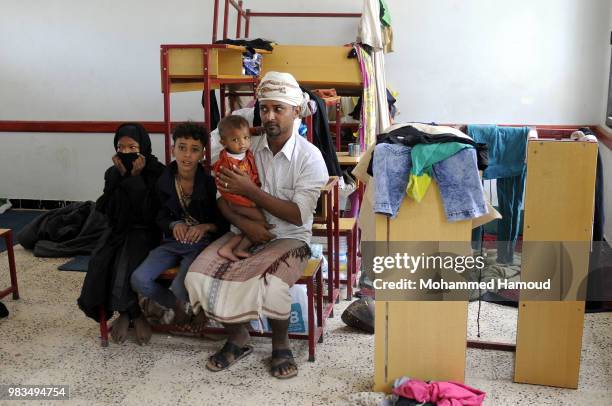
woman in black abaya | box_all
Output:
[78,123,165,345]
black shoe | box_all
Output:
[0,302,8,318]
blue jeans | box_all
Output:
[130,238,209,308]
[432,148,488,222]
[373,144,487,222]
[373,143,412,218]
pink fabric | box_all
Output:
[393,379,485,406]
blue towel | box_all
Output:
[467,125,529,180]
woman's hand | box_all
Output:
[112,154,127,176]
[131,154,146,176]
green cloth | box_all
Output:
[411,142,473,176]
[379,0,392,26]
[407,143,473,201]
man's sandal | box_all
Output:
[270,349,298,379]
[206,341,253,372]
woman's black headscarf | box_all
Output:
[113,123,156,174]
[97,123,165,230]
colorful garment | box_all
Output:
[213,149,260,207]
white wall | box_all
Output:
[387,0,609,124]
[1,0,610,200]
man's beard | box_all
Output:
[264,123,282,137]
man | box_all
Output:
[185,71,329,379]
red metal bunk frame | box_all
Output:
[212,0,361,42]
[210,0,361,152]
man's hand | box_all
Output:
[172,223,189,243]
[217,165,258,197]
[131,154,146,176]
[240,220,275,244]
[184,224,212,244]
[112,154,127,176]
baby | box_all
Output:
[214,115,266,261]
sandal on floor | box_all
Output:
[206,341,253,372]
[270,349,298,379]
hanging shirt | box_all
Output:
[467,124,529,180]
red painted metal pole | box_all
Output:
[236,1,243,38]
[335,100,341,151]
[212,0,220,42]
[333,182,340,298]
[307,277,315,361]
[99,306,108,347]
[223,0,229,40]
[306,115,313,143]
[247,12,361,18]
[220,84,226,117]
[203,48,212,174]
[161,48,172,164]
[5,230,19,299]
[326,189,334,315]
[245,10,250,38]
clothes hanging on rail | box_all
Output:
[354,44,377,147]
[356,0,392,147]
[468,125,530,265]
[367,123,489,176]
[302,89,343,177]
[468,125,529,180]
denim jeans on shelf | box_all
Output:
[372,143,412,218]
[432,148,488,222]
[130,237,209,308]
[373,143,488,222]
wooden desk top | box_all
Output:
[337,152,362,166]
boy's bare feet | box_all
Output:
[133,315,152,345]
[110,313,130,344]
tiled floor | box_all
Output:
[1,246,610,405]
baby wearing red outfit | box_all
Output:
[213,115,266,261]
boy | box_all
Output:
[130,122,227,338]
[213,115,266,261]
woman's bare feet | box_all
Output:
[133,315,152,345]
[110,313,130,344]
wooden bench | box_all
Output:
[100,258,325,362]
